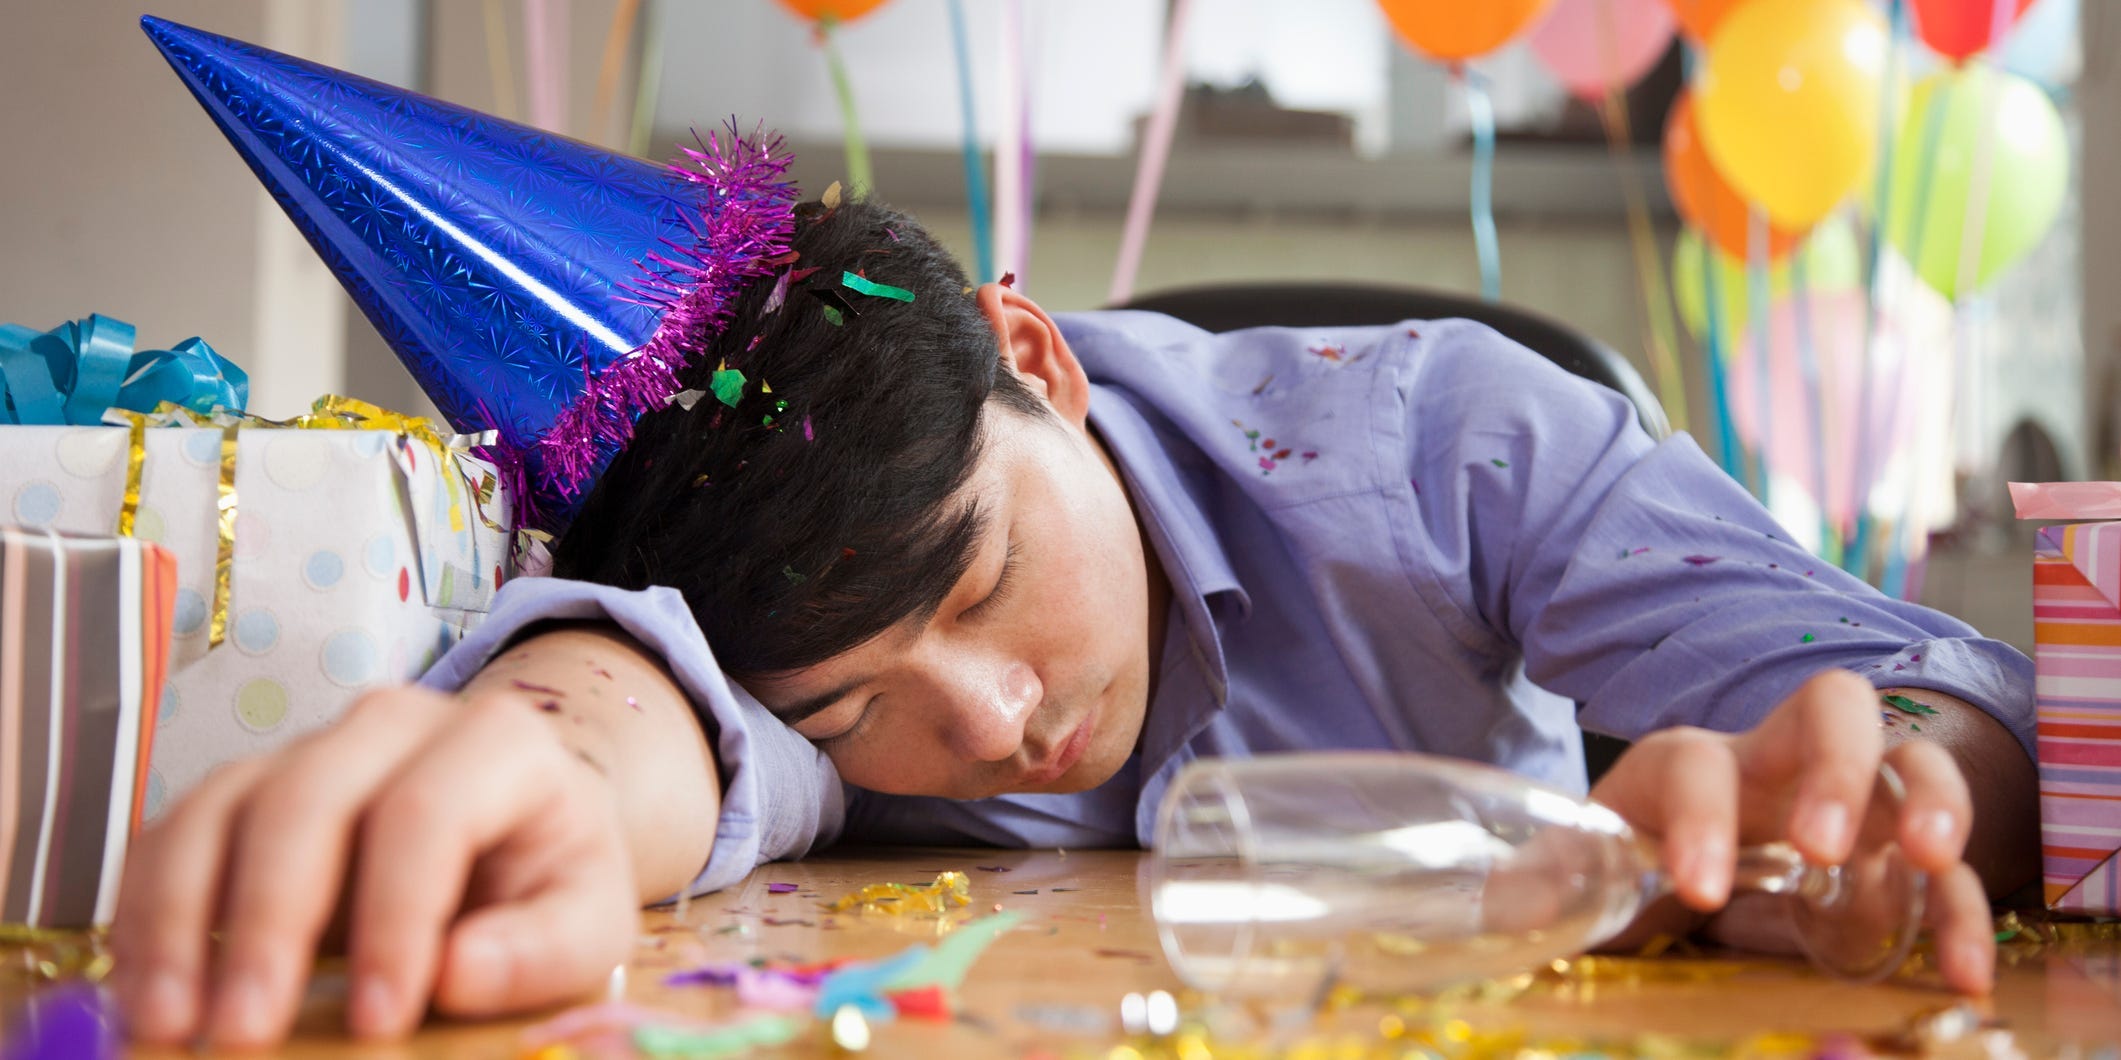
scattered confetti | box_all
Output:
[828,871,972,915]
[1013,889,1038,895]
[821,305,845,326]
[821,180,843,208]
[998,270,1016,287]
[633,1014,803,1058]
[802,415,815,441]
[842,270,916,303]
[511,679,565,695]
[1309,342,1345,362]
[668,388,708,410]
[1092,947,1155,964]
[1882,694,1940,718]
[767,882,800,893]
[975,865,1013,873]
[1681,555,1720,566]
[1490,458,1509,468]
[782,565,807,585]
[710,363,747,407]
[536,700,561,713]
[1801,633,1816,643]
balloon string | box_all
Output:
[1108,0,1195,304]
[1788,253,1841,566]
[818,18,874,198]
[1463,67,1502,302]
[626,0,664,158]
[1598,87,1690,435]
[593,0,642,148]
[1849,0,1909,584]
[1700,242,1743,480]
[946,0,995,283]
[1746,208,1773,509]
[523,0,568,135]
[482,0,521,122]
[992,0,1026,285]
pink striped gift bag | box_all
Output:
[2012,481,2121,914]
[0,527,178,929]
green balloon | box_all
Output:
[1672,218,1863,339]
[1885,66,2068,300]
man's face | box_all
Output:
[744,404,1166,800]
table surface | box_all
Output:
[15,847,2121,1058]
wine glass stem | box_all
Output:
[1729,841,1837,902]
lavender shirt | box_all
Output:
[423,313,2034,896]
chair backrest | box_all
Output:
[1112,281,1646,783]
[1114,281,1670,440]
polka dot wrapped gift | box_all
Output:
[0,394,512,814]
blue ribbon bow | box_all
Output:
[0,314,247,425]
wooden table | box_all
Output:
[16,848,2121,1057]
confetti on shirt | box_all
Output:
[1491,458,1509,468]
[1682,555,1720,566]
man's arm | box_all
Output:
[461,624,721,903]
[112,623,723,1048]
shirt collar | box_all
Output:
[1086,383,1248,706]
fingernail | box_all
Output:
[1914,809,1956,848]
[136,970,194,1042]
[209,972,272,1046]
[1956,942,1993,989]
[349,975,396,1039]
[1801,801,1851,857]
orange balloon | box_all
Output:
[776,0,890,23]
[1663,0,1747,41]
[1662,91,1802,261]
[1376,0,1558,62]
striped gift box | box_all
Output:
[0,526,177,929]
[2016,482,2121,915]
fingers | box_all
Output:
[200,692,458,1048]
[110,756,269,1046]
[344,696,620,1039]
[1735,670,1885,863]
[1655,732,1741,911]
[433,876,638,1019]
[1926,862,1995,995]
[1882,739,1974,875]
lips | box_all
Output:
[1023,709,1096,786]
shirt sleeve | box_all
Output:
[419,576,845,897]
[1398,319,2036,756]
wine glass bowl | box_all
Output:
[1148,752,1924,997]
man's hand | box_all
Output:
[1589,669,2015,995]
[109,685,639,1048]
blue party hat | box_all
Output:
[141,15,796,529]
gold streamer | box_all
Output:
[114,411,148,538]
[1598,87,1690,436]
[210,424,238,648]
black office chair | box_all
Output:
[1113,281,1654,782]
[1115,281,1670,441]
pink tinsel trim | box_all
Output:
[521,120,797,526]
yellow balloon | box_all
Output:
[1695,0,1887,230]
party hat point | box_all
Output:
[142,15,796,529]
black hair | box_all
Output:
[552,197,1046,677]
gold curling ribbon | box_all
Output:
[113,411,149,537]
[210,423,238,648]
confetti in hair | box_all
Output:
[842,270,915,303]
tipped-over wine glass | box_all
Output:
[1149,751,1924,997]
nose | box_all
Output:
[937,658,1043,762]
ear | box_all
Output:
[976,282,1091,426]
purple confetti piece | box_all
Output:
[511,679,565,695]
[1682,555,1720,566]
[766,882,799,893]
[975,865,1013,873]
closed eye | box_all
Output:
[817,696,878,746]
[963,539,1020,620]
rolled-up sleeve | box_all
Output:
[1401,320,2036,755]
[420,577,844,896]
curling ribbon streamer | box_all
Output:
[992,0,1026,285]
[947,0,995,282]
[1745,209,1773,508]
[626,0,664,158]
[1850,0,1911,585]
[1462,67,1502,302]
[817,17,874,198]
[593,0,643,148]
[1698,246,1743,479]
[1787,255,1841,566]
[1,315,247,426]
[1107,0,1195,304]
[523,0,568,135]
[1596,88,1690,434]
